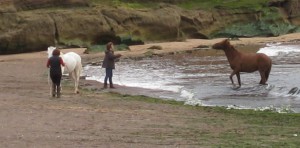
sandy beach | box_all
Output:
[1,33,300,147]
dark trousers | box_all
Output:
[50,73,62,86]
[50,73,62,97]
[104,68,113,84]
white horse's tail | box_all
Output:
[78,61,83,74]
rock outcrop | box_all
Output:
[0,0,299,54]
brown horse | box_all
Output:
[212,39,272,88]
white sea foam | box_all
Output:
[184,97,203,106]
[224,105,294,113]
[180,89,194,99]
[85,73,183,93]
[255,105,294,113]
[226,105,251,110]
[257,43,300,56]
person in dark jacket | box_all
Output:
[102,42,122,88]
[47,49,65,98]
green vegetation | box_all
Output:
[115,92,300,147]
[115,93,186,105]
[59,38,90,48]
[212,21,299,38]
[178,0,270,10]
[91,0,273,10]
[90,0,300,38]
[62,79,300,147]
[211,5,300,38]
[87,44,129,52]
[86,35,141,52]
[3,0,298,54]
[90,0,159,9]
[87,44,106,52]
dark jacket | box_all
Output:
[102,50,120,69]
[47,56,64,76]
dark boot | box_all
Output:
[103,83,108,89]
[57,86,61,98]
[110,83,115,89]
[52,84,56,97]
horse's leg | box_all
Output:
[73,71,79,94]
[229,70,238,85]
[230,71,236,86]
[74,64,82,94]
[69,72,77,93]
[75,69,81,94]
[230,70,241,88]
[259,70,267,85]
[265,66,271,81]
[236,72,241,87]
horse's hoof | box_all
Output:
[259,83,267,86]
[288,87,299,95]
[76,91,80,94]
[232,86,241,90]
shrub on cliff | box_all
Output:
[212,22,299,38]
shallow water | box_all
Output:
[84,43,300,113]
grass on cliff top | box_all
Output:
[90,0,157,9]
[178,0,271,10]
[91,0,273,10]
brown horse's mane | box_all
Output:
[223,39,236,51]
[224,39,231,48]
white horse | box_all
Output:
[47,46,82,94]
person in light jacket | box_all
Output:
[102,42,122,88]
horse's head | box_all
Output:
[212,39,231,50]
[47,46,56,58]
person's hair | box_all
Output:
[106,42,113,50]
[52,49,60,56]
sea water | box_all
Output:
[84,43,300,113]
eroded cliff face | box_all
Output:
[0,0,299,54]
[284,0,300,25]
